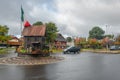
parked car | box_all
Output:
[109,45,120,50]
[63,46,80,54]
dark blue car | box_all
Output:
[63,46,80,54]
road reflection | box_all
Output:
[0,52,120,80]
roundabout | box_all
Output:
[0,56,64,65]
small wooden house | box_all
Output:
[22,25,46,51]
[54,33,67,49]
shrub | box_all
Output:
[20,49,27,53]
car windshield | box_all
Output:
[65,46,73,49]
[64,46,74,51]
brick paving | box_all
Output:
[0,56,64,65]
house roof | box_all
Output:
[55,33,66,42]
[22,25,46,36]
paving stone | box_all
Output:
[0,56,64,65]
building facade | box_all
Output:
[54,33,67,49]
[22,25,46,50]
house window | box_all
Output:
[35,37,36,41]
[27,38,30,41]
[42,37,45,42]
[35,37,38,41]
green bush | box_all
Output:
[20,49,27,53]
[0,48,3,50]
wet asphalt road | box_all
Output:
[1,52,120,80]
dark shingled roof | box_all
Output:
[22,25,46,36]
[55,33,66,42]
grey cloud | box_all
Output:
[0,0,55,35]
[54,0,120,37]
[0,0,120,37]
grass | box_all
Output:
[81,48,107,51]
[0,47,15,54]
[50,49,63,53]
[81,48,120,54]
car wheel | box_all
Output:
[77,51,80,53]
[63,52,67,54]
[73,52,76,54]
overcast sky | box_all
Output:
[0,0,120,37]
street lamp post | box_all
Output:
[105,25,109,50]
[106,25,108,34]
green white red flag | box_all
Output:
[21,6,24,22]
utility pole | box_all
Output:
[105,25,109,51]
[106,25,108,35]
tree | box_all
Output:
[114,35,120,45]
[88,38,102,49]
[0,25,9,36]
[89,26,105,40]
[66,37,72,42]
[45,22,58,44]
[0,25,10,43]
[33,21,43,26]
[116,35,120,42]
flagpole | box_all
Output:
[20,21,23,37]
[21,5,24,37]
